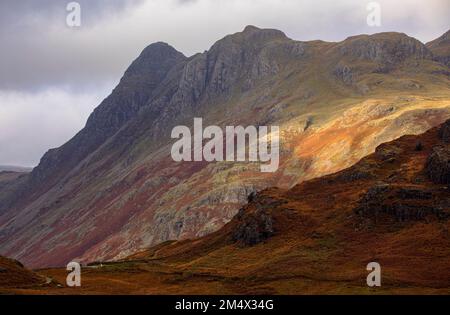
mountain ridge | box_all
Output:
[0,26,449,268]
[427,29,450,66]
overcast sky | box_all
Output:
[0,0,448,167]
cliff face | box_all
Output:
[0,27,449,268]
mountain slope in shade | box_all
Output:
[0,27,449,268]
[7,119,450,295]
[119,119,450,294]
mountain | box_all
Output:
[0,27,449,268]
[427,30,450,67]
[5,118,450,294]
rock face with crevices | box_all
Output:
[352,120,450,224]
[426,146,450,184]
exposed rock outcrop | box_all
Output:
[231,195,286,246]
[426,146,450,184]
[375,142,403,161]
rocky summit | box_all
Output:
[0,26,449,268]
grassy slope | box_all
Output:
[0,256,48,293]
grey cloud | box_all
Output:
[0,0,143,91]
[0,85,113,167]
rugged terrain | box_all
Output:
[0,26,449,268]
[2,119,449,294]
[0,166,32,173]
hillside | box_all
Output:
[427,30,450,67]
[7,118,450,295]
[0,255,48,293]
[0,166,32,173]
[0,26,449,268]
[119,118,450,294]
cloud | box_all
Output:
[0,85,113,166]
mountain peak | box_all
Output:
[205,25,288,54]
[125,42,185,77]
[141,41,179,54]
[427,29,450,45]
[239,25,287,41]
[337,31,432,66]
[243,25,260,32]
